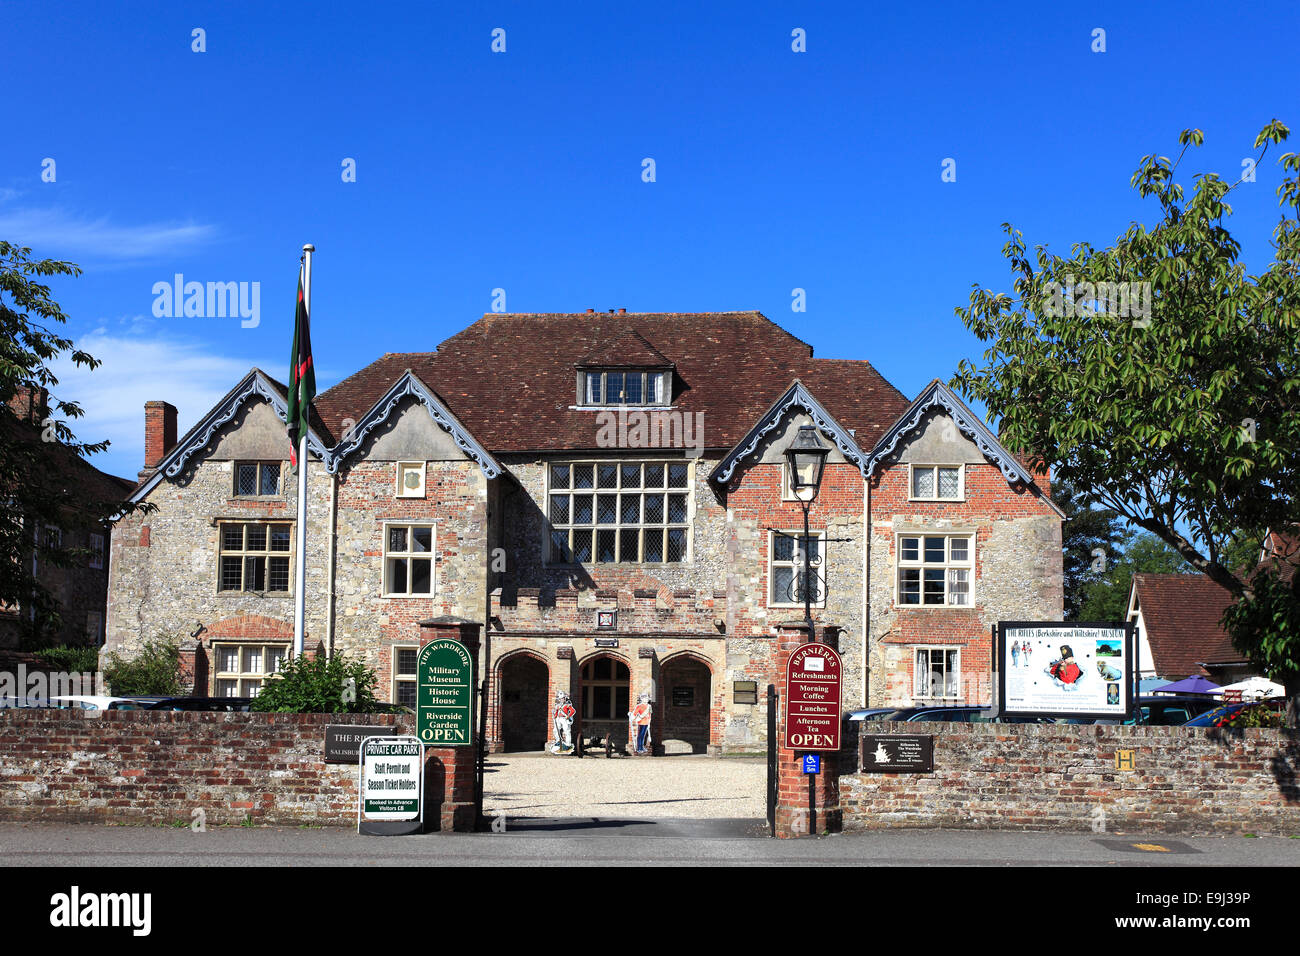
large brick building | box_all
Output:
[104,311,1063,753]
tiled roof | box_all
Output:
[1262,530,1299,584]
[577,328,673,368]
[1132,572,1244,677]
[313,312,911,453]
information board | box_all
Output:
[784,642,842,751]
[998,621,1135,720]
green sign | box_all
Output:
[416,638,474,747]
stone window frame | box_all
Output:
[391,644,418,707]
[395,461,426,499]
[233,461,284,498]
[913,645,961,701]
[895,531,975,608]
[767,529,827,609]
[908,463,965,502]
[88,531,105,569]
[578,370,671,408]
[581,656,631,721]
[544,459,693,566]
[85,609,103,645]
[213,641,288,697]
[217,521,293,595]
[382,522,437,598]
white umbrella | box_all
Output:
[1218,676,1285,700]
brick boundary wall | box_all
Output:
[0,711,408,827]
[841,722,1300,835]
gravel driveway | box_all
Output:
[483,753,766,820]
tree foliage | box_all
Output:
[102,636,183,696]
[1076,530,1192,623]
[1,241,145,642]
[1057,476,1126,619]
[951,122,1300,722]
[250,652,381,714]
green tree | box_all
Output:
[1077,530,1192,622]
[102,637,183,696]
[952,122,1300,723]
[1057,476,1126,619]
[250,652,381,713]
[1,241,144,642]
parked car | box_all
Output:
[878,705,1052,724]
[1183,698,1285,728]
[145,696,253,712]
[847,707,901,721]
[48,695,145,712]
[1129,695,1221,726]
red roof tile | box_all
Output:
[313,312,911,453]
[1132,572,1245,677]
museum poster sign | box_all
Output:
[784,642,842,751]
[416,638,474,747]
[997,621,1135,721]
[357,736,423,828]
[861,734,934,773]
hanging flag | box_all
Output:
[286,264,316,466]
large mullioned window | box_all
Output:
[547,461,690,564]
[897,533,972,606]
[219,522,291,593]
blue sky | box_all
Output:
[3,0,1297,479]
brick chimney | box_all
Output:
[6,384,49,424]
[141,401,178,479]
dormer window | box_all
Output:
[581,370,669,407]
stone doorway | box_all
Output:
[658,655,712,754]
[499,653,550,752]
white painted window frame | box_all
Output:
[913,645,962,701]
[895,531,975,608]
[382,522,437,598]
[767,529,827,609]
[392,644,419,707]
[908,463,965,502]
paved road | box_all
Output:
[1,820,1296,866]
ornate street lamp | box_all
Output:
[784,425,829,642]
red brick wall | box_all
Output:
[0,711,405,826]
[842,723,1300,834]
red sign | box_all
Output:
[562,704,576,719]
[784,642,842,751]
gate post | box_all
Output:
[418,615,481,833]
[773,621,841,838]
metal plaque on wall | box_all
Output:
[860,734,935,773]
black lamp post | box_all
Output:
[784,425,829,644]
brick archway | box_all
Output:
[656,652,715,754]
[495,651,550,752]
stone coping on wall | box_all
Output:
[842,721,1300,835]
[490,585,724,633]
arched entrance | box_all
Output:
[579,655,630,746]
[658,655,712,754]
[499,653,550,752]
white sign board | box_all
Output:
[999,622,1133,719]
[357,736,423,827]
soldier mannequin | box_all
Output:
[551,691,575,754]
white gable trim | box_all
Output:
[867,380,1063,516]
[712,380,867,485]
[327,369,502,479]
[129,368,329,504]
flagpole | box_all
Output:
[294,243,314,659]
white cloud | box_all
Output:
[47,333,276,480]
[0,206,216,259]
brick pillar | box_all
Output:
[634,646,656,755]
[178,640,209,695]
[418,616,481,833]
[774,622,841,838]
